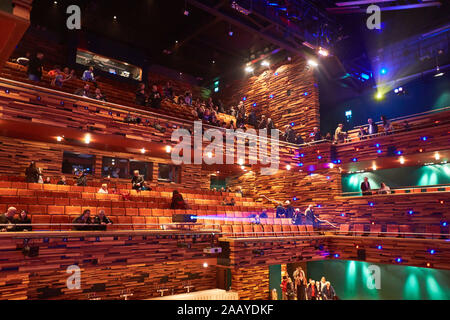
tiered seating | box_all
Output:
[335,223,447,239]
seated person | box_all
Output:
[378,182,391,195]
[224,198,236,206]
[163,81,174,100]
[57,175,67,185]
[93,210,113,231]
[135,83,148,106]
[0,207,17,232]
[131,170,150,190]
[44,177,51,184]
[74,83,92,98]
[284,200,295,219]
[25,161,40,183]
[14,210,32,232]
[75,170,87,186]
[82,66,95,82]
[259,210,268,219]
[358,127,367,140]
[360,177,372,196]
[148,85,162,109]
[94,88,107,102]
[284,125,297,143]
[276,202,286,218]
[170,190,187,209]
[98,183,108,194]
[72,209,92,231]
[312,127,322,141]
[248,213,261,225]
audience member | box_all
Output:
[284,125,296,143]
[57,175,67,185]
[25,161,40,183]
[44,177,51,184]
[276,202,286,218]
[312,127,322,141]
[304,204,319,227]
[93,209,113,231]
[82,66,95,82]
[170,190,187,209]
[27,52,44,81]
[74,83,92,98]
[258,115,267,130]
[360,177,372,196]
[306,279,318,300]
[148,85,162,109]
[14,210,32,232]
[49,65,65,87]
[381,115,393,134]
[334,123,347,143]
[72,209,92,231]
[0,207,17,232]
[94,88,107,102]
[367,118,378,135]
[284,200,294,219]
[75,170,87,186]
[378,182,391,194]
[266,118,275,131]
[292,208,303,225]
[131,170,146,190]
[135,83,148,106]
[163,81,174,100]
[98,183,108,194]
[358,126,367,140]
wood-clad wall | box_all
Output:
[0,136,210,190]
[0,232,217,300]
[219,57,320,137]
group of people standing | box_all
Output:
[276,201,320,227]
[280,268,337,300]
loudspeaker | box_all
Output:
[357,248,366,261]
[172,214,197,223]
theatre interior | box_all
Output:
[0,0,450,301]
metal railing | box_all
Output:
[340,184,450,197]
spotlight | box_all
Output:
[396,257,402,263]
[429,249,435,255]
[399,156,405,164]
[318,47,329,57]
[165,145,172,153]
[113,16,117,20]
[56,136,63,142]
[434,72,444,77]
[245,65,254,73]
[238,158,244,165]
[421,136,428,141]
[372,164,377,171]
[203,262,208,268]
[184,10,190,16]
[84,134,91,144]
[307,60,318,67]
[286,165,291,171]
[140,148,146,154]
[375,92,384,100]
[377,245,382,250]
[329,163,334,169]
[207,151,212,158]
[261,60,270,67]
[380,68,387,75]
[228,31,233,36]
[434,152,440,161]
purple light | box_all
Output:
[375,143,380,148]
[293,197,297,201]
[326,176,330,180]
[429,249,435,255]
[269,94,274,99]
[274,72,278,76]
[408,210,414,215]
[421,136,428,141]
[377,245,382,250]
[369,202,374,207]
[352,158,358,162]
[396,257,402,263]
[252,103,257,107]
[300,153,304,157]
[318,155,322,160]
[334,254,339,258]
[377,150,382,154]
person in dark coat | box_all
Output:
[292,208,303,225]
[75,170,87,186]
[306,280,318,300]
[312,127,322,141]
[72,209,92,231]
[135,83,148,106]
[286,277,296,300]
[170,190,187,209]
[93,210,113,231]
[321,282,336,300]
[304,205,319,227]
[360,177,372,196]
[275,203,285,218]
[131,170,146,190]
[148,85,162,109]
[295,271,308,300]
[284,200,295,219]
[27,52,44,81]
[25,161,40,183]
[14,210,32,232]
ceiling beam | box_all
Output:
[186,0,309,57]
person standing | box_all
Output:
[360,177,372,196]
[322,282,336,300]
[367,118,378,135]
[296,271,307,300]
[25,161,40,183]
[280,276,288,300]
[286,277,296,300]
[27,52,44,81]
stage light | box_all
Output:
[240,166,245,170]
[396,257,402,263]
[326,176,330,180]
[318,47,329,57]
[372,164,377,171]
[377,150,382,154]
[427,263,432,267]
[261,60,270,67]
[317,155,322,160]
[334,254,339,258]
[399,156,405,164]
[140,148,146,154]
[293,197,297,201]
[377,245,382,250]
[408,210,414,215]
[329,163,334,169]
[286,165,291,171]
[238,158,244,165]
[369,202,374,207]
[84,134,91,144]
[242,97,246,101]
[352,158,358,162]
[113,16,117,20]
[207,151,212,158]
[341,213,345,217]
[56,136,63,142]
[421,136,428,141]
[269,94,274,99]
[375,92,384,100]
[375,143,380,148]
[165,145,172,153]
[300,153,304,157]
[184,10,190,16]
[307,60,318,67]
[203,262,208,268]
[380,68,387,75]
[434,152,440,160]
[298,163,304,167]
[396,150,403,155]
[429,249,436,255]
[442,221,447,227]
[434,72,444,77]
[228,31,233,36]
[245,65,254,73]
[290,122,295,126]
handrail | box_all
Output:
[340,184,450,197]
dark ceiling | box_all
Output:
[29,0,449,85]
